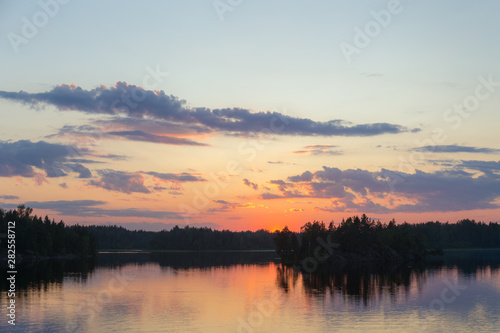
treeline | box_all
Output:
[85,225,275,250]
[417,219,500,249]
[0,206,97,257]
[274,215,500,264]
[86,225,154,249]
[149,226,275,250]
[2,206,498,257]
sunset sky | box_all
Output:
[1,0,500,231]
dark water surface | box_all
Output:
[1,250,499,332]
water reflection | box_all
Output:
[427,249,500,275]
[0,257,95,296]
[96,251,277,269]
[0,250,499,332]
[277,250,500,303]
[2,250,499,295]
[277,263,423,304]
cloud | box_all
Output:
[97,117,211,136]
[0,82,415,137]
[89,170,150,194]
[88,169,206,194]
[260,166,500,213]
[107,130,207,146]
[21,200,182,219]
[209,200,260,212]
[65,163,92,178]
[208,200,242,212]
[0,195,19,200]
[288,171,313,182]
[214,200,240,209]
[0,140,92,180]
[48,122,207,147]
[292,144,342,156]
[459,160,500,174]
[412,145,500,154]
[242,178,258,190]
[24,199,105,210]
[145,171,205,182]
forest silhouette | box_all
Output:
[1,206,499,260]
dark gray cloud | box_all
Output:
[0,195,19,200]
[293,144,342,156]
[0,82,415,137]
[145,171,205,182]
[288,171,313,182]
[242,178,258,190]
[0,140,92,179]
[21,200,182,219]
[261,166,500,213]
[459,160,500,174]
[88,170,150,194]
[209,200,241,212]
[108,130,207,146]
[412,145,500,154]
[65,163,92,178]
[97,117,211,135]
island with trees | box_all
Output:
[273,214,500,269]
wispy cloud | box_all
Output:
[293,144,342,156]
[412,145,500,154]
[88,170,150,194]
[108,130,207,146]
[48,121,208,146]
[0,82,416,137]
[88,169,206,194]
[145,171,205,182]
[20,200,183,219]
[0,195,19,200]
[242,178,258,190]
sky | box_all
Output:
[1,0,500,231]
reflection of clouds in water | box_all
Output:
[1,252,499,333]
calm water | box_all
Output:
[1,250,500,333]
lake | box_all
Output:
[1,250,500,332]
